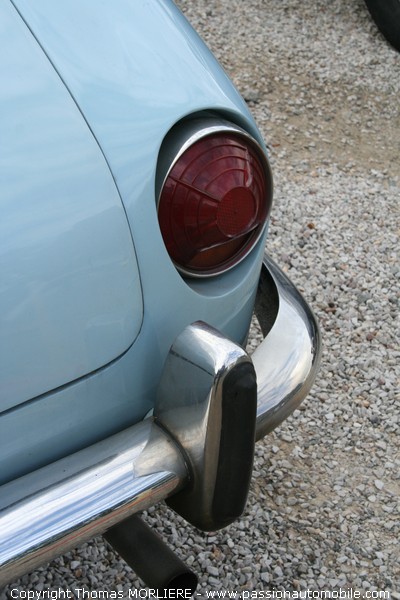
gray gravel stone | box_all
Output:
[1,0,399,597]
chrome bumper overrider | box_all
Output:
[0,254,321,587]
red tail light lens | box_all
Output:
[158,129,272,276]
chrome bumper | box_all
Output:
[0,254,321,588]
[254,255,321,439]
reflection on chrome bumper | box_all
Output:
[0,253,320,587]
[254,254,321,440]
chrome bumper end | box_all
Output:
[254,254,321,440]
[0,253,321,587]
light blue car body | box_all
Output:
[0,1,269,484]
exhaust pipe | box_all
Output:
[104,514,198,596]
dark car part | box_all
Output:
[364,0,400,51]
[157,119,273,277]
[0,254,321,588]
[104,515,198,595]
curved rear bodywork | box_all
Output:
[0,2,143,412]
[0,1,322,588]
[1,0,268,484]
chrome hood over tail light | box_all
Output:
[157,118,273,277]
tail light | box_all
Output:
[157,123,272,277]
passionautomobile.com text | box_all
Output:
[8,586,392,600]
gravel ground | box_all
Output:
[2,0,399,597]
